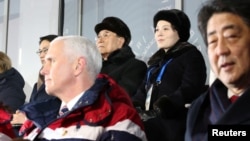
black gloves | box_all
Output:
[136,107,161,121]
[154,95,188,118]
[134,95,187,121]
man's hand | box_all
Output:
[11,110,26,125]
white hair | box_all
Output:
[54,35,102,80]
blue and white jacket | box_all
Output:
[19,74,147,141]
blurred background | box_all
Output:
[0,0,210,101]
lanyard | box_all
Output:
[146,58,173,87]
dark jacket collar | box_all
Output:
[148,41,194,66]
[105,45,135,64]
[192,79,250,125]
[211,79,250,124]
[21,76,110,128]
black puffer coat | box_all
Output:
[133,41,207,141]
[101,45,147,97]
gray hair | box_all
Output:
[54,35,102,80]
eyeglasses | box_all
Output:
[36,48,48,55]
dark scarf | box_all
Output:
[104,45,135,64]
[147,41,193,66]
[209,79,231,124]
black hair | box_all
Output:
[198,0,250,45]
[39,34,58,44]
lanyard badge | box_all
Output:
[145,58,173,110]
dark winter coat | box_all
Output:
[133,41,207,141]
[0,68,26,112]
[19,74,147,141]
[29,83,54,103]
[101,46,147,97]
[185,79,250,141]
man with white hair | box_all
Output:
[18,35,147,141]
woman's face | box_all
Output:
[154,20,180,50]
[38,40,50,65]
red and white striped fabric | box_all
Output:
[20,74,147,141]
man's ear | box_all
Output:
[74,57,86,75]
[118,37,125,49]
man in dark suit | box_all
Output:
[185,0,250,141]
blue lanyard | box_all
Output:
[146,58,173,86]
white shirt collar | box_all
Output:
[227,89,243,99]
[60,91,85,111]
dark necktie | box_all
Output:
[230,95,239,103]
[59,105,69,116]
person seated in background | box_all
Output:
[17,35,147,141]
[132,9,207,141]
[30,34,58,103]
[95,16,147,97]
[0,51,26,113]
[185,0,250,140]
[0,102,16,141]
[11,34,58,134]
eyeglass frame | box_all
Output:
[36,48,48,55]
